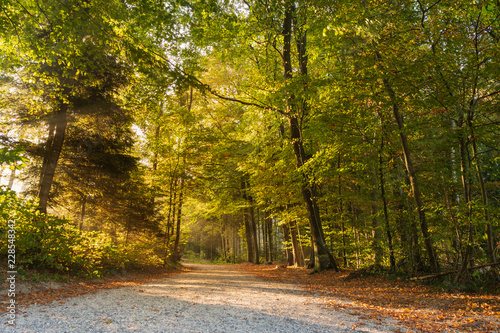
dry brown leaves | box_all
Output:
[238,263,500,333]
[0,267,187,314]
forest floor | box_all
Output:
[1,263,499,332]
[0,266,186,313]
[239,263,500,332]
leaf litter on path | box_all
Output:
[238,263,500,333]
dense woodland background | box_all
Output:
[1,0,499,288]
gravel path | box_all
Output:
[2,264,411,332]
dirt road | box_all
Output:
[3,264,410,332]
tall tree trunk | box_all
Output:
[399,166,423,273]
[371,202,384,267]
[267,211,274,262]
[382,78,439,273]
[241,179,255,263]
[248,195,260,264]
[379,135,396,271]
[467,22,496,264]
[232,215,237,264]
[164,178,178,265]
[282,223,294,266]
[338,155,348,267]
[442,174,463,269]
[263,209,269,262]
[282,3,337,272]
[173,176,185,262]
[455,123,474,283]
[370,135,383,267]
[243,210,254,263]
[170,180,178,241]
[470,128,496,263]
[38,103,68,214]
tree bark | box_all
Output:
[38,103,68,214]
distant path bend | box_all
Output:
[4,264,411,332]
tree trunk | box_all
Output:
[248,195,260,264]
[455,126,474,283]
[241,179,255,263]
[296,222,307,266]
[164,178,178,265]
[152,104,163,172]
[263,210,269,262]
[470,129,496,263]
[289,117,338,272]
[401,167,424,273]
[289,220,303,267]
[267,212,274,262]
[8,168,16,189]
[173,176,185,262]
[80,194,86,231]
[371,202,384,267]
[282,223,294,266]
[379,137,396,271]
[282,3,337,272]
[382,78,439,273]
[38,103,68,214]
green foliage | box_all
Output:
[0,146,29,169]
[1,0,499,289]
[1,170,163,277]
[0,188,163,276]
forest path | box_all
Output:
[4,264,410,332]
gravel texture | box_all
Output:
[2,264,412,332]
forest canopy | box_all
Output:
[0,0,499,286]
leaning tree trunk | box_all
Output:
[382,78,439,273]
[38,103,68,214]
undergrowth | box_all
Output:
[1,185,167,280]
